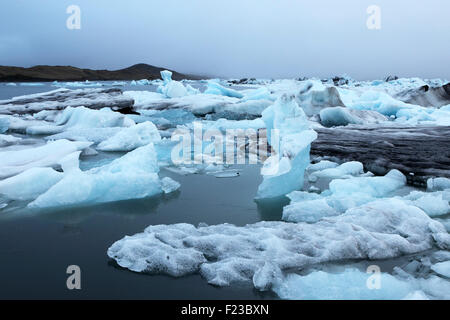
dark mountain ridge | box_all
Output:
[0,63,200,82]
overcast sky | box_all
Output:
[1,0,449,79]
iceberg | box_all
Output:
[0,139,92,179]
[0,167,63,201]
[157,70,189,98]
[204,81,244,98]
[427,177,450,191]
[283,169,406,223]
[26,106,135,135]
[431,261,450,278]
[319,107,387,127]
[97,121,161,152]
[256,94,317,199]
[273,268,414,300]
[107,198,448,287]
[309,161,364,181]
[29,143,170,208]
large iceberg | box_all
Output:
[29,143,175,208]
[256,94,317,199]
[107,198,448,287]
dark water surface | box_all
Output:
[0,163,286,299]
[0,82,284,299]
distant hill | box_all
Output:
[0,63,201,82]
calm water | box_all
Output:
[0,82,284,299]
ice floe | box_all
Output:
[97,121,161,152]
[0,139,92,179]
[108,198,448,287]
[29,143,178,208]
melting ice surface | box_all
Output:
[0,72,449,299]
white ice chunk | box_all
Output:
[427,177,450,191]
[309,161,364,181]
[256,94,317,199]
[431,261,450,278]
[107,198,448,287]
[29,143,162,208]
[97,121,161,152]
[204,81,244,98]
[0,139,92,179]
[161,177,181,194]
[273,269,414,300]
[319,107,387,127]
[26,106,134,135]
[0,167,63,201]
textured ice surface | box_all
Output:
[427,177,450,191]
[204,81,244,98]
[0,88,134,115]
[108,198,448,287]
[27,106,134,135]
[256,94,317,199]
[157,70,188,98]
[284,170,407,223]
[431,261,450,278]
[29,144,167,208]
[0,167,63,201]
[0,134,21,147]
[320,107,387,127]
[97,122,161,152]
[309,161,364,181]
[0,139,92,179]
[274,269,414,300]
[403,191,450,217]
[0,117,9,133]
[161,177,181,194]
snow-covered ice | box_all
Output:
[108,198,448,287]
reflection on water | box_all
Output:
[0,162,284,299]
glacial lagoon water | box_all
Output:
[0,81,449,299]
[0,82,280,299]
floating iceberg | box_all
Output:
[427,177,450,191]
[273,269,414,300]
[0,139,92,179]
[319,107,387,127]
[431,261,450,278]
[256,94,317,199]
[0,167,63,201]
[107,198,448,287]
[157,70,189,98]
[29,143,173,208]
[27,106,135,135]
[309,161,364,181]
[283,169,406,223]
[204,81,244,98]
[97,121,161,152]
